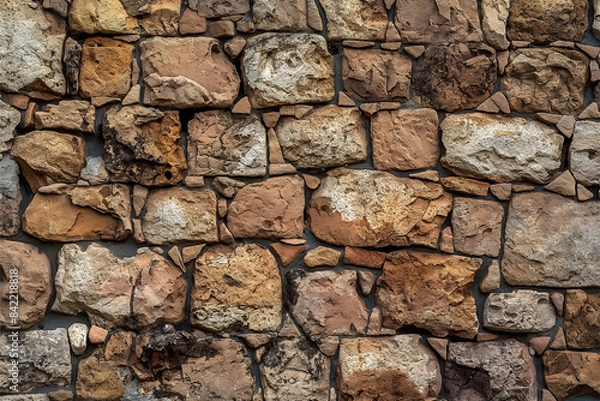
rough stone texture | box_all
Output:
[309,168,452,248]
[191,244,282,332]
[413,43,497,112]
[76,340,130,401]
[0,240,51,330]
[139,0,180,37]
[227,175,304,239]
[481,0,510,49]
[35,100,95,133]
[69,0,139,34]
[595,0,600,40]
[68,323,88,356]
[253,0,307,31]
[452,197,504,257]
[0,329,71,392]
[275,106,367,168]
[483,290,556,333]
[441,113,564,184]
[564,290,600,349]
[371,108,439,171]
[140,37,240,108]
[53,243,186,329]
[344,247,386,269]
[80,156,109,185]
[319,0,387,41]
[187,110,266,177]
[503,192,600,287]
[0,156,21,237]
[337,335,442,401]
[0,101,19,156]
[342,49,412,102]
[0,0,66,94]
[287,270,369,336]
[501,49,588,115]
[23,184,132,242]
[544,351,600,400]
[303,246,341,268]
[103,105,187,186]
[11,130,85,192]
[63,37,82,96]
[242,33,335,108]
[508,0,588,44]
[142,187,218,245]
[446,340,538,401]
[189,0,250,18]
[480,261,501,293]
[395,0,482,43]
[569,121,600,186]
[375,251,481,338]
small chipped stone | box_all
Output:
[491,92,511,114]
[207,20,235,38]
[409,170,440,182]
[380,42,401,51]
[556,115,576,138]
[476,98,500,113]
[490,183,512,200]
[302,174,320,190]
[88,326,108,344]
[342,40,375,48]
[551,327,567,349]
[440,176,489,197]
[68,323,88,356]
[545,170,577,197]
[578,102,600,119]
[427,337,448,360]
[262,111,280,127]
[231,97,252,114]
[304,246,341,268]
[404,45,425,59]
[182,244,206,264]
[168,246,185,273]
[358,271,376,295]
[529,336,552,355]
[577,184,594,201]
[270,242,305,266]
[184,176,205,188]
[480,260,501,293]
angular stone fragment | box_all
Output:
[342,49,412,102]
[375,251,480,338]
[141,37,240,108]
[276,106,367,168]
[142,187,218,245]
[309,168,452,248]
[480,261,501,293]
[139,0,180,36]
[501,48,588,115]
[544,351,600,400]
[303,246,341,268]
[287,270,369,336]
[595,0,600,40]
[68,323,88,356]
[504,192,600,287]
[481,0,510,49]
[338,335,441,401]
[413,43,497,112]
[242,33,335,108]
[80,156,109,185]
[564,290,600,349]
[35,100,95,133]
[483,290,556,333]
[76,341,130,400]
[343,247,386,269]
[0,156,21,237]
[446,340,537,401]
[569,121,600,186]
[227,175,304,239]
[452,198,504,257]
[179,8,206,35]
[270,242,305,266]
[253,0,307,31]
[371,108,439,171]
[395,0,482,43]
[319,0,387,40]
[191,244,282,332]
[441,113,564,183]
[189,0,250,17]
[0,101,19,156]
[187,110,266,177]
[69,0,139,34]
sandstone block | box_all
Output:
[69,0,139,34]
[0,100,19,155]
[253,0,307,31]
[319,0,387,40]
[189,0,250,17]
[35,100,95,133]
[481,0,510,49]
[452,197,504,257]
[564,290,600,349]
[569,121,600,186]
[139,0,180,36]
[544,351,600,400]
[303,246,341,268]
[483,290,556,333]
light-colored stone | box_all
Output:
[481,0,510,49]
[577,184,594,201]
[139,0,180,37]
[69,0,139,34]
[483,290,556,333]
[303,246,341,268]
[0,156,21,237]
[564,290,600,349]
[68,323,88,356]
[319,0,387,40]
[480,260,501,293]
[452,198,504,257]
[543,351,600,400]
[357,271,376,295]
[0,101,19,156]
[35,100,95,133]
[253,0,307,31]
[570,121,600,186]
[189,0,250,17]
[80,156,109,185]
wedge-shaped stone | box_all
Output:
[319,0,387,40]
[69,0,139,34]
[309,168,452,248]
[544,351,600,400]
[483,290,556,333]
[441,113,564,183]
[569,121,600,186]
[564,290,600,349]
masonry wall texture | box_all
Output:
[2,0,600,400]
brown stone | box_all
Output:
[564,290,600,349]
[35,100,95,133]
[343,246,386,269]
[303,174,320,190]
[207,20,235,38]
[303,246,341,268]
[476,97,500,113]
[375,251,481,338]
[231,96,251,114]
[479,260,501,293]
[545,170,577,197]
[69,0,139,34]
[253,0,307,31]
[179,8,206,34]
[544,351,600,400]
[88,325,109,344]
[542,389,558,401]
[270,242,305,266]
[404,45,426,59]
[578,102,600,119]
[181,244,206,264]
[577,184,594,201]
[452,198,504,257]
[319,0,387,41]
[413,43,497,112]
[490,183,512,201]
[439,226,454,253]
[262,111,280,128]
[189,0,250,18]
[440,176,489,197]
[529,336,552,355]
[139,0,180,37]
[552,293,565,316]
[551,327,567,349]
[213,176,246,198]
[427,338,448,360]
[557,115,576,138]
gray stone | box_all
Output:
[0,156,21,237]
[80,156,110,185]
[189,0,250,18]
[483,290,556,333]
[0,100,20,156]
[569,121,600,186]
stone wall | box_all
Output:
[1,0,600,400]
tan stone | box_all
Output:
[440,176,489,197]
[303,174,320,190]
[557,115,576,138]
[476,97,500,113]
[564,290,600,349]
[552,293,565,316]
[577,184,594,201]
[409,170,440,182]
[491,91,511,114]
[88,325,108,344]
[69,0,139,34]
[231,96,251,114]
[544,351,600,400]
[439,226,454,253]
[35,100,95,133]
[213,176,246,198]
[570,121,600,186]
[404,45,426,59]
[253,0,307,31]
[262,111,280,128]
[481,0,510,49]
[189,0,250,17]
[167,246,185,272]
[545,170,577,197]
[303,246,341,268]
[181,244,205,264]
[452,198,504,257]
[306,0,322,31]
[343,247,386,269]
[270,242,305,266]
[179,8,206,35]
[319,0,387,40]
[542,389,558,401]
[139,0,180,37]
[578,102,600,119]
[357,271,376,295]
[529,336,552,355]
[479,260,501,293]
[551,327,567,349]
[427,338,448,360]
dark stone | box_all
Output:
[63,38,82,97]
[444,362,493,401]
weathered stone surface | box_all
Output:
[179,8,206,35]
[372,108,439,171]
[142,187,218,245]
[139,0,180,36]
[187,110,266,177]
[69,0,139,34]
[253,0,307,31]
[569,121,600,186]
[413,43,497,112]
[338,335,441,401]
[0,156,21,237]
[395,0,482,43]
[508,0,588,44]
[227,175,304,239]
[544,351,600,400]
[140,37,240,108]
[303,246,341,268]
[564,290,600,349]
[103,105,187,186]
[275,106,367,168]
[504,192,600,287]
[189,0,250,18]
[35,100,95,133]
[242,33,335,108]
[79,37,134,99]
[64,37,82,96]
[287,270,369,336]
[319,0,387,40]
[344,247,386,269]
[0,241,51,330]
[23,184,132,242]
[76,342,130,401]
[80,156,109,185]
[191,244,282,332]
[0,329,71,392]
[483,290,556,333]
[375,251,480,338]
[53,243,186,329]
[481,0,510,49]
[452,198,504,257]
[0,101,20,155]
[342,49,412,102]
[446,340,537,401]
[309,168,452,248]
[12,130,85,192]
[68,323,88,356]
[501,48,588,115]
[270,242,305,266]
[441,113,564,183]
[480,260,501,293]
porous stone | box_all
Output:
[275,106,367,168]
[0,156,21,237]
[481,0,510,49]
[0,101,19,155]
[187,110,266,177]
[483,290,556,333]
[140,37,240,108]
[543,351,600,400]
[191,244,282,332]
[375,251,481,338]
[441,113,564,183]
[227,175,304,239]
[569,121,600,186]
[138,0,180,37]
[189,0,250,17]
[34,100,95,133]
[303,246,341,268]
[337,335,442,401]
[452,198,504,257]
[253,0,307,31]
[564,290,600,349]
[68,323,88,356]
[242,33,335,108]
[69,0,139,34]
[501,48,588,115]
[503,192,600,287]
[308,168,452,248]
[319,0,387,40]
[142,187,218,245]
[413,43,497,112]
